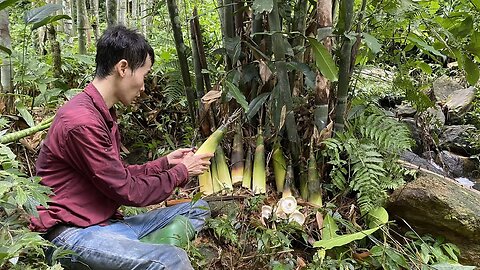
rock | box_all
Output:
[444,87,476,124]
[439,125,480,155]
[432,75,463,103]
[400,151,445,176]
[387,172,480,266]
[395,103,416,117]
[436,151,480,178]
[400,119,422,154]
[418,105,446,130]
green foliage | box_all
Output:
[322,103,413,214]
[207,214,239,245]
[0,120,52,269]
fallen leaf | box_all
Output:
[259,59,272,84]
[295,256,307,269]
[201,90,222,104]
[316,211,324,237]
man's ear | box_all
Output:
[115,59,129,77]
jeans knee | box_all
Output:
[193,199,210,217]
[155,245,192,270]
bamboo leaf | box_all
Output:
[322,214,339,240]
[225,36,241,65]
[464,55,480,86]
[407,34,444,58]
[314,227,380,249]
[0,0,20,11]
[24,4,62,25]
[225,81,249,112]
[362,33,381,54]
[367,207,388,228]
[466,31,480,58]
[31,14,70,31]
[308,38,338,82]
[252,0,273,14]
[247,92,270,120]
[14,99,34,127]
[470,0,480,11]
[0,45,12,55]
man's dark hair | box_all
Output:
[95,25,154,78]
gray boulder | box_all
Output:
[439,125,480,155]
[437,150,480,179]
[387,172,480,266]
[432,75,463,103]
[444,87,476,124]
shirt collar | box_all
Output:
[84,83,117,129]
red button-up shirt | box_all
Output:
[30,83,189,232]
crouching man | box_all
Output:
[29,25,213,270]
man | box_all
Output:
[29,25,213,270]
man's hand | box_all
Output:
[181,152,214,176]
[167,148,195,166]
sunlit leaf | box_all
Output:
[14,99,35,127]
[225,81,249,112]
[417,61,432,74]
[24,4,62,25]
[463,55,479,86]
[407,34,444,58]
[471,0,480,11]
[31,14,70,31]
[321,214,339,240]
[308,38,338,82]
[0,0,20,11]
[252,0,273,14]
[448,16,473,39]
[314,226,380,249]
[367,207,389,228]
[247,92,270,120]
[363,33,382,54]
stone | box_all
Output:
[387,172,480,266]
[400,151,445,176]
[432,75,463,103]
[439,125,480,155]
[436,150,480,178]
[395,103,416,117]
[444,87,476,124]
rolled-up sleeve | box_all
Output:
[62,124,189,207]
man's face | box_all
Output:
[118,56,152,106]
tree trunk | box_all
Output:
[92,0,100,40]
[334,0,354,131]
[140,0,147,36]
[269,0,300,165]
[107,0,117,27]
[0,9,14,113]
[77,0,87,54]
[118,0,127,25]
[290,0,308,96]
[132,0,138,29]
[48,25,62,80]
[166,0,196,123]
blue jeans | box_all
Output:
[45,200,210,270]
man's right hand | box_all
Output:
[181,153,214,176]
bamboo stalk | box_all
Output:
[215,145,233,190]
[334,0,355,132]
[231,125,244,184]
[252,130,266,194]
[166,0,196,123]
[0,116,54,144]
[242,144,252,189]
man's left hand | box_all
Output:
[167,148,195,166]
